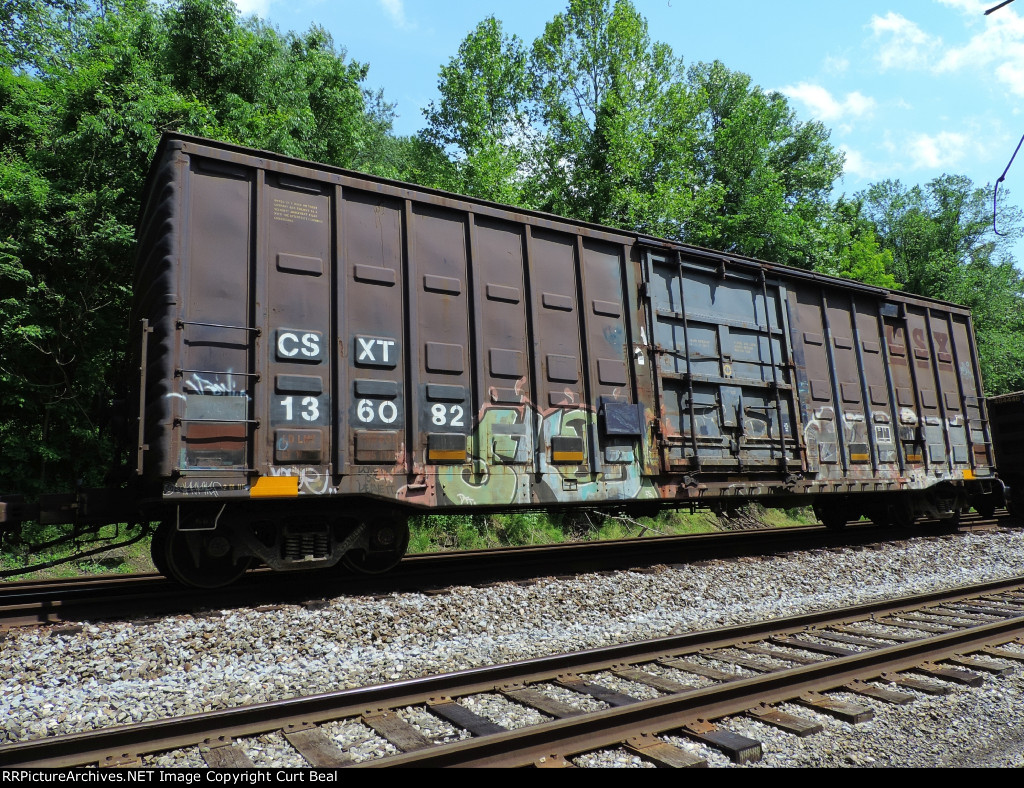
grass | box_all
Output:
[406,504,805,553]
[1,504,813,581]
[0,521,157,581]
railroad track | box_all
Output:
[4,574,1024,767]
[0,512,1009,631]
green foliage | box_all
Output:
[860,176,1024,394]
[813,198,899,288]
[424,0,844,270]
[421,16,535,203]
[0,521,155,579]
[682,61,844,267]
[0,0,395,496]
[403,505,803,554]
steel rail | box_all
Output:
[0,521,869,629]
[2,510,1007,631]
[374,612,1024,767]
[2,574,1024,767]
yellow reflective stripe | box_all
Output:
[250,476,299,497]
[850,454,870,462]
[552,451,585,463]
[963,468,976,480]
[428,449,466,461]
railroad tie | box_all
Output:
[282,724,352,767]
[611,666,696,694]
[706,652,775,673]
[738,644,822,665]
[770,636,859,658]
[879,672,953,696]
[200,737,256,768]
[362,709,434,752]
[944,654,1015,675]
[624,733,707,768]
[810,629,894,648]
[499,684,586,719]
[658,658,739,682]
[555,674,641,706]
[679,720,762,764]
[842,680,915,705]
[427,697,508,737]
[877,616,955,634]
[746,704,823,737]
[913,662,985,687]
[833,623,920,643]
[795,692,874,723]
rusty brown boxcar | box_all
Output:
[1,134,1001,586]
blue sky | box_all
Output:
[234,0,1024,244]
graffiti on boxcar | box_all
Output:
[416,397,657,507]
[266,464,335,494]
[164,480,225,497]
[182,371,247,396]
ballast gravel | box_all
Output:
[5,528,1024,767]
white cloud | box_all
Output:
[233,0,272,16]
[936,11,1024,95]
[869,12,944,69]
[840,145,881,179]
[379,0,415,30]
[869,4,1024,97]
[780,83,876,123]
[824,54,850,74]
[906,131,970,169]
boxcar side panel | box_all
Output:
[852,296,899,475]
[260,172,333,487]
[463,215,533,507]
[408,204,474,481]
[340,191,407,480]
[175,159,253,483]
[949,314,993,471]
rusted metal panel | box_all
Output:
[647,251,801,477]
[467,215,533,498]
[174,157,254,484]
[260,172,333,484]
[407,203,474,494]
[340,191,406,481]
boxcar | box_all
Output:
[6,134,1001,586]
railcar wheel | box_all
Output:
[972,495,997,519]
[150,521,171,578]
[342,516,410,575]
[156,521,253,588]
[813,504,849,530]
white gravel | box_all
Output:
[4,528,1024,767]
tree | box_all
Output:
[682,60,845,267]
[422,16,534,202]
[0,0,396,495]
[860,176,1024,394]
[425,1,845,268]
[528,0,689,227]
[813,198,898,289]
